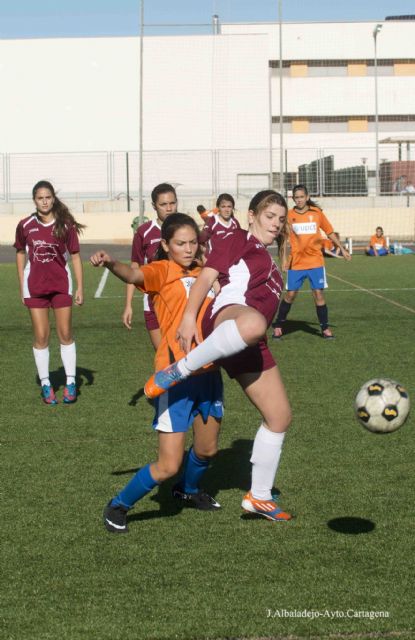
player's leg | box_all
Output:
[237,366,292,521]
[172,415,222,510]
[104,432,186,533]
[272,269,304,339]
[145,305,266,398]
[29,305,56,404]
[148,328,161,350]
[309,266,333,339]
[172,371,223,509]
[54,300,78,402]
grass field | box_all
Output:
[1,253,414,640]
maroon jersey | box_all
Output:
[205,229,283,326]
[201,213,240,246]
[14,214,80,298]
[131,220,161,264]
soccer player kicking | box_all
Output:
[122,183,178,349]
[14,180,84,405]
[272,184,351,340]
[91,214,223,533]
[145,191,293,522]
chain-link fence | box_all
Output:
[1,146,414,206]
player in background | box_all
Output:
[122,183,177,349]
[272,185,351,340]
[90,214,223,533]
[200,193,240,250]
[145,191,293,522]
[365,227,389,256]
[322,232,342,258]
[14,180,84,405]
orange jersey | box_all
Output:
[288,206,334,270]
[138,260,215,371]
[370,235,387,250]
[198,207,218,222]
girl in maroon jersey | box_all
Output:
[145,190,294,521]
[121,183,178,349]
[200,193,240,248]
[14,181,85,405]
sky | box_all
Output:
[0,0,414,38]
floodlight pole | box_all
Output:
[373,24,382,197]
[139,0,144,223]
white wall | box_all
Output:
[222,21,415,61]
[0,33,269,153]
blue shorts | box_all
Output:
[286,266,327,291]
[152,370,224,433]
[367,248,388,256]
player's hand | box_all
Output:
[122,306,133,330]
[90,250,111,267]
[176,313,199,353]
[342,248,352,261]
[74,289,84,306]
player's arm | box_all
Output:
[122,261,140,329]
[15,250,26,304]
[90,251,145,286]
[327,231,351,261]
[71,252,84,305]
[177,266,219,353]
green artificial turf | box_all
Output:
[1,255,414,640]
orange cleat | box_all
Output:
[241,491,292,521]
[144,362,186,399]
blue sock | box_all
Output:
[111,463,158,509]
[181,447,210,494]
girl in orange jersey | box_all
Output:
[272,185,350,340]
[90,214,223,533]
[365,227,389,256]
[144,191,293,522]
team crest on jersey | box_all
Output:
[33,240,59,263]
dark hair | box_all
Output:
[216,193,235,209]
[292,184,321,210]
[151,183,177,205]
[248,190,289,262]
[155,213,201,262]
[376,226,384,234]
[196,205,206,214]
[32,180,85,239]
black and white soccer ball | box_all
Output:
[355,379,410,433]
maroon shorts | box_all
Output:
[143,294,160,331]
[24,293,72,309]
[201,303,276,379]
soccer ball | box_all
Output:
[355,378,410,433]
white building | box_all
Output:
[0,18,414,201]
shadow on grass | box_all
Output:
[274,319,326,338]
[128,388,146,406]
[109,438,282,522]
[327,516,375,534]
[36,366,95,399]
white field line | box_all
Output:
[296,287,415,293]
[327,272,415,315]
[94,268,110,298]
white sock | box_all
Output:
[60,342,76,384]
[250,425,286,501]
[177,319,247,376]
[33,347,50,386]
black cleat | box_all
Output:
[322,328,335,340]
[103,501,128,533]
[172,484,221,511]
